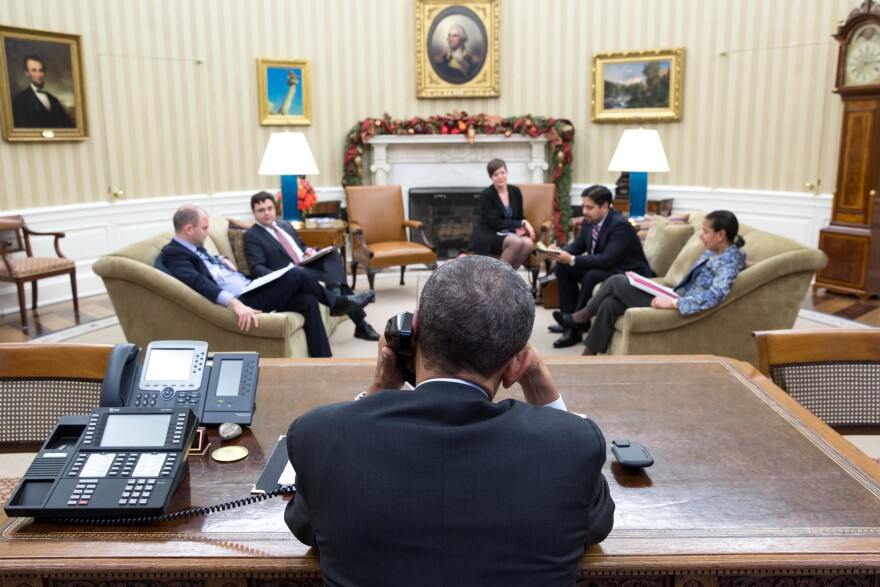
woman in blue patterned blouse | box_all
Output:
[553,210,747,355]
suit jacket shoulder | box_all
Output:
[161,240,224,302]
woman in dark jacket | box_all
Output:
[469,158,535,269]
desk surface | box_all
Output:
[3,356,880,583]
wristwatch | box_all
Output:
[569,255,576,266]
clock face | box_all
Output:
[845,23,880,86]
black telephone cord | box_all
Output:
[50,485,295,526]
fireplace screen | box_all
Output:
[409,187,483,260]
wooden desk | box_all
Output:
[3,356,880,586]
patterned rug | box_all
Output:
[0,477,20,505]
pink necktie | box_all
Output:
[273,226,301,265]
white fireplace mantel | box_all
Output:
[367,135,549,211]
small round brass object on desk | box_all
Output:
[211,445,248,463]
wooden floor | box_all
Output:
[1,287,879,343]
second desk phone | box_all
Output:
[101,341,259,426]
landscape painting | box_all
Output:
[592,48,684,123]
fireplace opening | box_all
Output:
[409,187,484,260]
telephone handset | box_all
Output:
[101,340,259,426]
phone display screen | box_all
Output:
[216,360,243,397]
[144,349,194,382]
[101,414,171,447]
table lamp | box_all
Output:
[607,128,669,218]
[258,131,319,220]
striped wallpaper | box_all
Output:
[0,0,856,211]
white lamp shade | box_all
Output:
[258,132,320,176]
[607,128,670,173]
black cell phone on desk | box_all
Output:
[611,439,653,468]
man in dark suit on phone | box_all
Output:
[545,185,652,348]
[244,191,380,341]
[285,256,614,585]
[161,204,374,358]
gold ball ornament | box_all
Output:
[354,155,362,165]
[408,128,415,135]
[504,130,511,137]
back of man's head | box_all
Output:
[417,256,534,379]
[173,204,204,233]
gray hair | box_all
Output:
[418,256,534,379]
[449,23,468,42]
[172,204,205,232]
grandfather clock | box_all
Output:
[815,0,880,299]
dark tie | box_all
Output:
[273,225,301,265]
[197,247,216,262]
[591,224,600,254]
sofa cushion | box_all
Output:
[227,228,251,276]
[643,216,695,277]
[662,211,707,286]
[637,212,689,244]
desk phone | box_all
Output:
[4,407,199,520]
[101,341,259,425]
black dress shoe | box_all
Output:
[552,329,583,348]
[331,290,376,316]
[548,323,564,334]
[552,310,591,332]
[354,321,380,341]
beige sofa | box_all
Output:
[93,217,340,358]
[604,211,828,366]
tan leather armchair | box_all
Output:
[344,185,437,291]
[519,184,556,288]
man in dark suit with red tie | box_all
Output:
[545,185,652,348]
[244,191,380,341]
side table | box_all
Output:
[614,197,674,217]
[297,221,348,266]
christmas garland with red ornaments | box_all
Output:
[342,112,575,242]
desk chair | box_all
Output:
[0,215,79,333]
[0,343,114,445]
[343,185,437,291]
[754,328,880,434]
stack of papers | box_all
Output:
[625,271,679,301]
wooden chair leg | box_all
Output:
[70,270,80,316]
[367,269,377,290]
[15,282,28,332]
[400,265,406,285]
[31,280,39,311]
[350,262,359,290]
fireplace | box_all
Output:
[409,187,483,259]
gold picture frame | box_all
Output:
[415,0,499,99]
[592,47,685,123]
[0,25,88,142]
[257,58,312,126]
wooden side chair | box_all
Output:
[0,343,114,445]
[754,328,880,434]
[0,215,79,333]
[343,185,438,291]
[519,183,556,289]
